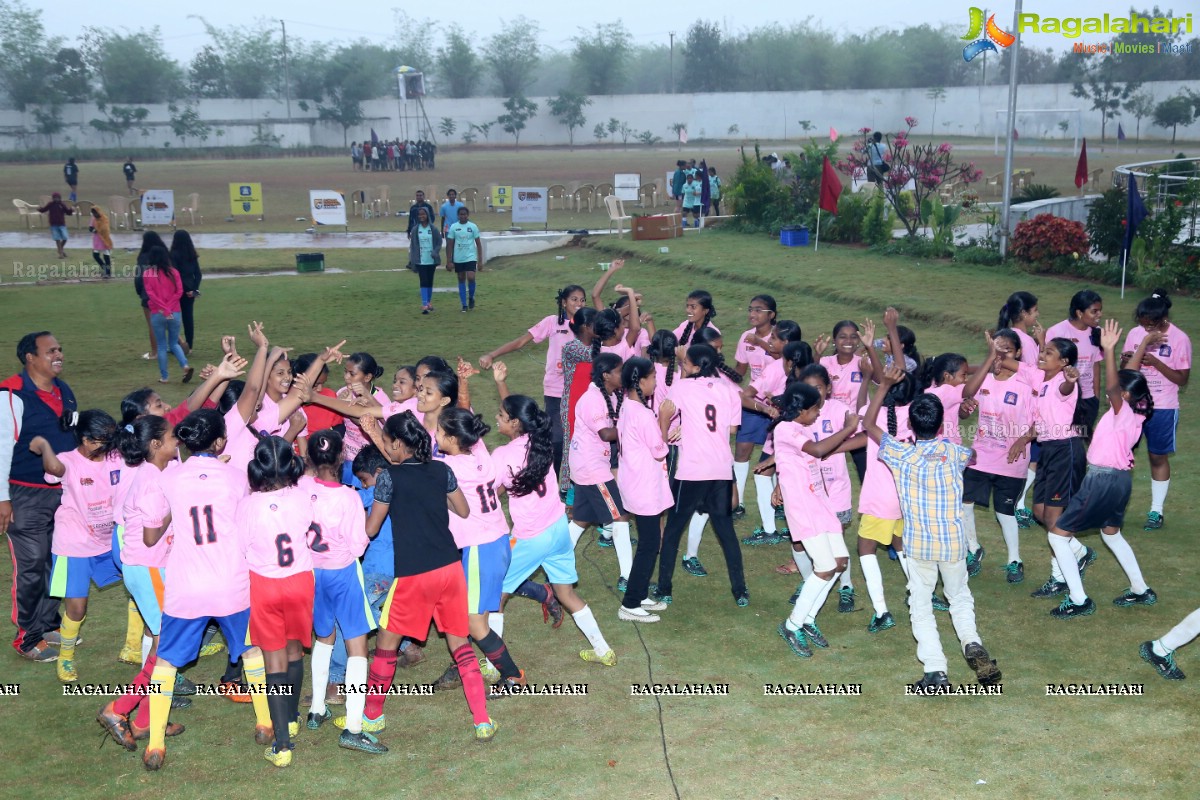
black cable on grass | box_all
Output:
[578,531,681,800]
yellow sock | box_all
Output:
[243,653,271,728]
[124,600,144,652]
[59,614,83,660]
[148,663,177,751]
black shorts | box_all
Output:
[1032,438,1087,508]
[1055,466,1131,533]
[673,478,733,519]
[1078,397,1100,438]
[962,468,1024,516]
[572,479,625,525]
[454,261,478,274]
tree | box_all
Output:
[32,106,65,148]
[392,11,435,72]
[317,43,396,146]
[0,0,59,111]
[49,48,91,103]
[497,95,538,147]
[485,17,541,96]
[82,27,183,104]
[926,87,947,136]
[190,17,280,99]
[435,26,481,98]
[548,91,590,149]
[1124,91,1156,141]
[681,21,730,93]
[287,41,330,102]
[637,130,662,146]
[438,117,457,138]
[189,46,228,97]
[168,101,212,147]
[669,122,686,151]
[1072,62,1141,141]
[593,123,609,143]
[618,122,635,150]
[570,22,631,95]
[1153,94,1197,144]
[472,121,493,142]
[89,104,151,148]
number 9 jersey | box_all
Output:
[443,444,511,549]
[666,375,742,481]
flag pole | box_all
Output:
[1121,249,1127,299]
[815,208,822,251]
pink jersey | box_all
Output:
[668,376,741,481]
[444,445,510,548]
[1046,320,1101,400]
[380,396,420,420]
[773,420,842,538]
[1034,371,1078,442]
[223,406,258,484]
[617,400,673,515]
[339,386,391,463]
[971,373,1035,478]
[1015,328,1040,366]
[298,475,370,569]
[493,435,563,538]
[736,329,776,384]
[812,398,853,512]
[751,358,787,403]
[1087,401,1145,470]
[1124,323,1192,410]
[50,450,122,557]
[256,393,298,438]
[633,327,650,353]
[652,362,672,413]
[673,320,721,346]
[600,338,639,361]
[120,463,174,568]
[569,384,619,486]
[528,314,576,398]
[112,461,145,527]
[857,403,911,519]
[924,383,966,444]
[240,486,315,579]
[159,455,250,618]
[821,355,865,409]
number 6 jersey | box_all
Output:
[238,486,316,580]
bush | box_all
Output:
[1011,214,1089,271]
[1014,183,1061,204]
[861,193,891,246]
[825,193,868,243]
[1085,186,1126,261]
[727,145,797,234]
[954,245,1004,266]
[872,237,953,259]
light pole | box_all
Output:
[999,0,1022,258]
[280,20,292,122]
[669,32,675,94]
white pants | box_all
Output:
[906,557,981,674]
[795,531,849,573]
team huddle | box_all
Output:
[9,263,1200,771]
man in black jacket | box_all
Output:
[406,190,435,234]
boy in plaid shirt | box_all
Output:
[864,366,1002,692]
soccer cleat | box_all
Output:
[117,645,141,665]
[682,557,708,577]
[1077,546,1098,577]
[966,546,985,577]
[640,598,669,612]
[173,673,197,696]
[1144,511,1164,530]
[735,592,750,608]
[1030,578,1067,599]
[731,504,746,520]
[56,658,77,683]
[339,729,389,754]
[287,718,300,738]
[1005,561,1025,584]
[263,744,293,768]
[399,644,426,668]
[479,658,500,684]
[1113,587,1158,607]
[931,592,950,612]
[1139,641,1185,680]
[541,584,565,629]
[778,526,791,539]
[742,527,780,546]
[198,640,226,658]
[788,581,804,605]
[868,612,896,633]
[1015,507,1034,529]
[597,535,614,549]
[964,642,1002,686]
[616,577,628,593]
[433,663,462,692]
[580,648,618,667]
[489,670,527,698]
[1050,596,1096,620]
[837,586,856,613]
[649,590,672,606]
[130,720,185,740]
[44,631,78,647]
[170,697,191,710]
[333,714,385,732]
[254,724,274,745]
[142,747,165,771]
[96,702,137,751]
[802,622,829,649]
[474,718,500,742]
[219,680,253,703]
[777,622,813,658]
[307,709,332,730]
[618,606,660,623]
[911,671,951,693]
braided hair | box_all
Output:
[766,382,822,435]
[384,411,431,462]
[557,284,585,324]
[1118,369,1155,418]
[591,307,623,361]
[621,357,655,407]
[695,327,742,384]
[502,395,554,497]
[647,330,678,387]
[917,353,967,392]
[678,289,716,347]
[881,372,917,438]
[115,415,169,468]
[592,352,625,424]
[783,341,814,381]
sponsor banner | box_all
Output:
[614,173,641,202]
[512,187,548,224]
[309,190,347,226]
[140,190,174,226]
[229,183,264,216]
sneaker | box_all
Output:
[17,639,58,662]
[219,680,253,703]
[1144,511,1164,530]
[489,670,527,697]
[735,592,750,608]
[142,747,165,771]
[170,696,192,710]
[777,622,812,658]
[1077,546,1098,577]
[306,709,332,730]
[339,729,389,753]
[339,712,385,733]
[788,581,803,605]
[130,720,185,740]
[1113,587,1158,607]
[44,631,78,647]
[56,658,77,683]
[469,297,475,310]
[422,306,430,315]
[597,536,614,549]
[117,644,141,665]
[198,640,226,658]
[540,584,564,628]
[96,702,137,751]
[174,673,197,696]
[966,546,985,577]
[1139,641,1186,680]
[964,642,1002,686]
[288,717,300,738]
[1005,561,1025,583]
[682,557,708,577]
[263,744,293,768]
[778,525,791,539]
[474,718,500,742]
[802,622,829,649]
[461,306,468,313]
[580,648,617,666]
[911,671,951,693]
[868,612,896,633]
[1030,578,1067,599]
[1050,596,1096,620]
[742,527,780,546]
[479,659,500,683]
[731,504,746,520]
[649,590,672,606]
[1015,507,1034,528]
[618,605,660,623]
[616,577,628,593]
[640,598,669,612]
[837,586,856,613]
[931,592,950,612]
[433,663,462,692]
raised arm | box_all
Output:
[883,307,904,369]
[590,257,626,309]
[236,322,270,423]
[188,352,248,412]
[456,357,477,410]
[1099,319,1124,414]
[862,365,904,445]
[28,436,65,478]
[276,340,347,422]
[492,361,511,402]
[963,333,998,401]
[860,318,885,385]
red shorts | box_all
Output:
[249,571,315,652]
[379,563,468,639]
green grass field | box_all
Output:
[2,151,1200,800]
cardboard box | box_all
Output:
[632,214,681,241]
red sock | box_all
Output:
[114,654,156,717]
[133,695,150,729]
[364,648,398,719]
[453,644,489,725]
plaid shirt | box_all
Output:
[878,433,972,562]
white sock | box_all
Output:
[804,576,838,625]
[141,634,153,665]
[792,548,813,580]
[344,656,368,735]
[1070,538,1086,558]
[1151,479,1170,514]
[1048,534,1087,604]
[733,461,750,507]
[997,513,1020,564]
[485,612,505,672]
[788,575,832,629]
[839,558,854,589]
[569,521,586,546]
[1017,468,1036,508]
[598,523,613,538]
[572,605,610,654]
[1160,608,1200,653]
[686,514,708,560]
[310,640,333,715]
[1101,531,1148,594]
[860,554,888,615]
[753,474,777,533]
[963,504,979,551]
[896,550,910,580]
[613,521,633,579]
[1051,537,1087,580]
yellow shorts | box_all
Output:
[858,514,903,546]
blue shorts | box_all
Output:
[158,609,252,667]
[50,552,121,598]
[50,225,69,242]
[123,564,165,635]
[502,515,578,592]
[1029,441,1041,465]
[313,562,376,640]
[736,410,771,445]
[462,536,511,615]
[1143,408,1179,456]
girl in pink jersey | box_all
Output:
[999,291,1044,525]
[299,364,421,433]
[1045,290,1104,435]
[336,352,388,482]
[818,320,869,481]
[918,353,976,570]
[1122,289,1192,530]
[647,329,679,414]
[593,261,652,353]
[732,295,779,522]
[33,409,120,685]
[654,344,747,606]
[616,358,675,622]
[674,289,719,348]
[1048,319,1157,620]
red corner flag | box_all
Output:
[1074,138,1089,189]
[819,156,843,213]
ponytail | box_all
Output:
[621,357,654,407]
[556,284,585,325]
[502,395,555,497]
[592,352,624,424]
[115,415,169,467]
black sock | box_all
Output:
[266,672,291,749]
[92,251,103,267]
[514,580,549,603]
[474,631,520,680]
[222,656,243,684]
[286,658,304,722]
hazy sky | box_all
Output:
[37,1,1186,62]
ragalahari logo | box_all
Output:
[962,7,1016,61]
